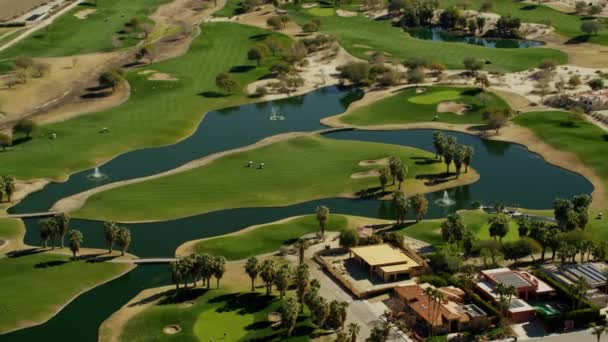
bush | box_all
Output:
[337,62,371,85]
[418,274,448,287]
[339,228,359,248]
[302,22,319,33]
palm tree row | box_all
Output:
[423,286,445,337]
[170,253,226,290]
[103,221,132,256]
[432,131,474,176]
[0,175,15,203]
[39,214,71,249]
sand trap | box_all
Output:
[148,72,179,81]
[415,88,426,94]
[302,3,318,8]
[351,169,381,179]
[437,101,471,115]
[268,312,282,327]
[74,9,96,19]
[163,325,181,335]
[358,157,390,167]
[353,44,372,49]
[336,9,357,17]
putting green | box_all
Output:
[75,135,476,222]
[408,90,462,105]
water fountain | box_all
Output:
[87,167,108,181]
[435,190,455,207]
[269,106,285,121]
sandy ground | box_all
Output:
[358,157,390,166]
[437,101,470,115]
[540,33,608,68]
[73,8,96,19]
[0,0,54,21]
[336,9,357,17]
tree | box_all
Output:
[103,221,119,253]
[443,142,454,175]
[244,256,259,291]
[170,260,184,290]
[463,57,483,76]
[1,175,15,203]
[588,78,605,91]
[247,46,265,66]
[432,131,446,160]
[571,276,588,309]
[337,62,371,85]
[302,22,319,33]
[395,164,407,190]
[406,67,425,85]
[39,220,51,248]
[502,239,537,266]
[589,5,602,15]
[260,259,276,295]
[388,156,402,185]
[213,256,226,288]
[339,228,359,248]
[55,213,70,249]
[411,194,428,222]
[575,1,586,13]
[99,68,124,92]
[315,205,330,237]
[267,15,285,30]
[440,213,466,245]
[68,229,83,260]
[476,16,486,33]
[274,264,291,298]
[483,108,511,134]
[379,167,389,192]
[348,322,361,342]
[467,18,478,34]
[581,21,602,36]
[463,230,475,256]
[328,300,349,329]
[475,74,490,89]
[280,297,299,337]
[39,217,59,249]
[439,7,461,30]
[569,75,582,88]
[366,322,390,341]
[215,72,239,94]
[0,133,11,152]
[13,119,37,138]
[463,145,474,173]
[294,263,310,313]
[116,227,132,256]
[393,191,409,225]
[453,145,465,177]
[591,323,605,342]
[489,214,510,243]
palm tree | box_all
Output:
[347,322,360,342]
[432,131,446,161]
[443,143,455,175]
[280,297,299,337]
[315,205,330,237]
[294,238,310,264]
[213,256,226,288]
[388,156,401,185]
[244,256,259,291]
[396,164,407,190]
[463,146,474,173]
[39,218,59,249]
[260,259,276,295]
[294,263,310,313]
[103,221,119,253]
[55,214,70,248]
[379,167,389,192]
[424,287,435,336]
[199,254,214,288]
[411,194,428,222]
[275,264,291,298]
[392,191,409,225]
[68,229,83,261]
[571,276,588,310]
[1,176,15,202]
[170,260,183,290]
[116,227,132,256]
[591,323,605,342]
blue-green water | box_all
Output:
[3,86,593,341]
[408,26,545,49]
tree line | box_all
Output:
[0,118,38,152]
[432,131,474,175]
[170,253,226,289]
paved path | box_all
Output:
[112,258,177,264]
[3,211,60,219]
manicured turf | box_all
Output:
[193,215,348,260]
[0,218,24,244]
[214,0,244,17]
[441,0,608,45]
[75,135,459,221]
[120,289,315,341]
[399,209,519,245]
[307,7,336,16]
[0,23,290,180]
[0,0,171,59]
[341,86,509,125]
[0,251,131,334]
[287,8,568,72]
[514,111,608,240]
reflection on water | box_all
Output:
[407,26,545,49]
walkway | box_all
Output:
[3,211,60,219]
[112,258,177,264]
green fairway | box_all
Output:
[287,8,567,72]
[307,7,336,16]
[399,210,519,245]
[119,289,315,342]
[441,0,608,45]
[191,215,348,260]
[514,111,608,240]
[0,0,171,59]
[75,135,467,222]
[0,218,24,245]
[0,251,132,334]
[341,86,509,125]
[0,23,290,180]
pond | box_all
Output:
[3,86,593,341]
[407,26,545,49]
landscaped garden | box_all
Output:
[0,250,133,334]
[287,7,567,72]
[340,86,509,125]
[75,135,471,221]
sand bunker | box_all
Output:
[74,9,96,19]
[138,70,157,75]
[351,169,381,179]
[268,312,282,328]
[302,3,318,8]
[148,72,179,81]
[163,325,181,335]
[353,44,372,49]
[359,157,390,166]
[437,101,471,115]
[336,9,357,17]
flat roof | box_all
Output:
[562,263,607,288]
[509,298,534,313]
[380,263,416,274]
[350,244,417,267]
[458,304,487,318]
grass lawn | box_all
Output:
[0,251,132,334]
[441,0,608,45]
[399,209,519,245]
[0,0,171,60]
[0,218,24,244]
[120,289,315,341]
[0,22,291,180]
[192,215,349,260]
[287,7,567,72]
[514,111,608,239]
[75,135,464,221]
[214,0,244,17]
[341,86,509,125]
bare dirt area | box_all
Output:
[437,101,470,115]
[351,169,381,179]
[540,33,608,68]
[217,6,302,37]
[0,0,49,21]
[147,72,178,81]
